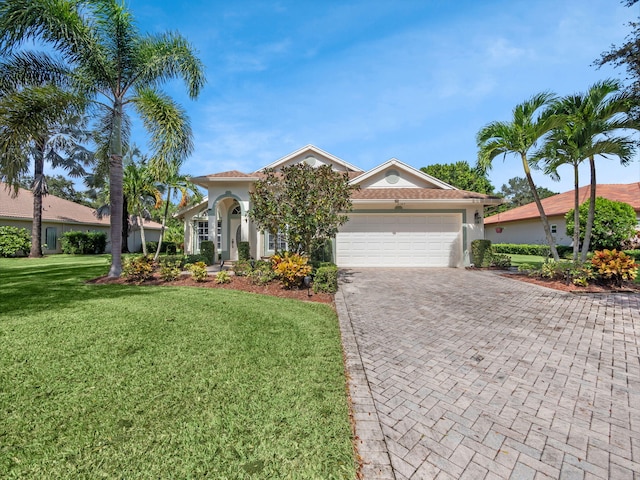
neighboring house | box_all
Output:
[0,182,162,254]
[177,145,502,267]
[484,182,640,245]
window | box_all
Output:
[45,227,57,250]
[231,205,241,215]
[216,220,222,251]
[197,221,208,252]
[267,231,287,252]
[551,224,557,234]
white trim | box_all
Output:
[350,158,457,190]
[259,144,363,173]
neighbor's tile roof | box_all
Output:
[0,182,161,228]
[351,188,502,201]
[201,170,257,178]
[484,182,640,225]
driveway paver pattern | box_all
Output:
[336,268,640,480]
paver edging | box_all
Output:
[335,288,395,480]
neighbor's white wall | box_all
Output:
[485,217,571,246]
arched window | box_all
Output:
[231,203,241,215]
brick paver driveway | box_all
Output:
[336,268,640,480]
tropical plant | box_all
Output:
[0,0,205,275]
[250,163,355,255]
[121,255,156,283]
[152,169,202,260]
[215,270,231,284]
[591,249,638,287]
[186,261,208,282]
[159,261,182,281]
[271,252,312,289]
[0,53,92,257]
[566,197,638,251]
[539,80,637,261]
[122,160,162,255]
[476,92,562,260]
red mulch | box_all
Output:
[502,273,640,293]
[86,273,334,304]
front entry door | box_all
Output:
[230,220,241,260]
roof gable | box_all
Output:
[259,144,363,173]
[484,182,640,224]
[352,158,457,190]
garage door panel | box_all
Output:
[336,213,462,267]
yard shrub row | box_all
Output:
[313,264,338,294]
[61,231,107,254]
[492,243,579,258]
[145,241,177,254]
[0,226,30,257]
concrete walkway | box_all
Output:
[336,268,640,480]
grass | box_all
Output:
[0,255,355,479]
[506,253,547,268]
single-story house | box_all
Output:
[484,182,640,245]
[177,145,502,267]
[0,182,162,254]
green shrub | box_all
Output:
[311,239,333,264]
[159,261,182,281]
[623,250,640,261]
[272,252,312,289]
[471,239,492,266]
[61,231,107,254]
[233,259,252,276]
[215,270,232,284]
[591,249,638,287]
[540,259,572,280]
[0,226,30,257]
[146,241,178,255]
[183,254,207,266]
[238,241,250,261]
[122,255,156,283]
[488,253,511,269]
[517,263,537,273]
[200,241,215,266]
[570,263,595,287]
[313,265,338,294]
[186,261,208,282]
[248,264,277,285]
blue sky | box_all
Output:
[127,0,639,195]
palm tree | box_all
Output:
[122,159,162,256]
[535,81,636,261]
[546,80,637,262]
[152,167,202,261]
[477,92,563,260]
[0,52,91,257]
[0,0,205,276]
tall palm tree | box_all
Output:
[0,0,205,276]
[0,52,91,257]
[477,92,563,260]
[151,167,202,261]
[546,80,637,262]
[122,159,162,256]
[535,82,637,261]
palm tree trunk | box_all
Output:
[29,139,45,258]
[108,99,124,277]
[122,195,130,253]
[522,154,560,260]
[580,155,597,262]
[154,186,171,261]
[572,165,580,262]
[139,216,147,255]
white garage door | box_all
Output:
[336,213,462,267]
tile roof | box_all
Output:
[484,182,640,225]
[201,170,257,178]
[351,188,502,201]
[0,182,161,228]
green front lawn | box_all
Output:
[0,255,355,479]
[506,253,547,268]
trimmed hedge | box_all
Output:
[60,231,107,254]
[145,241,177,254]
[0,226,30,257]
[492,243,573,257]
[238,241,250,261]
[313,264,338,294]
[200,240,215,266]
[471,239,492,266]
[624,250,640,261]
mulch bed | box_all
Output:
[87,273,334,304]
[502,273,640,293]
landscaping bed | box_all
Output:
[88,272,335,304]
[504,272,640,293]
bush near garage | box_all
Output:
[0,226,30,257]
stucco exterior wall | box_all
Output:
[484,216,571,246]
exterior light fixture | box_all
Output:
[303,275,312,297]
[474,210,481,224]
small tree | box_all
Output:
[566,197,637,251]
[250,163,356,254]
[421,161,495,194]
